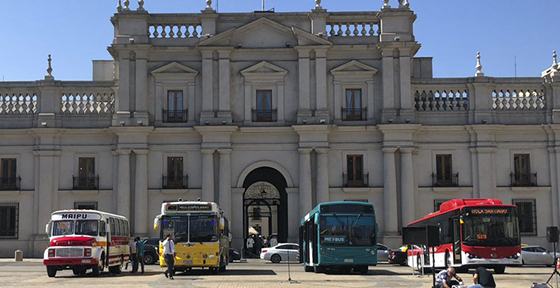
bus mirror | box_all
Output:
[219,218,225,230]
[45,222,51,237]
[154,215,161,230]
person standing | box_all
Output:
[435,267,463,288]
[129,238,138,273]
[269,236,278,247]
[135,237,145,274]
[162,234,176,280]
[255,235,263,255]
[468,267,496,288]
[246,236,255,257]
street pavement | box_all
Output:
[0,258,556,288]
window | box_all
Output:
[343,89,365,121]
[0,203,18,239]
[434,154,457,187]
[345,155,367,187]
[254,90,275,122]
[513,199,537,236]
[164,90,186,123]
[0,158,18,190]
[164,157,186,189]
[512,154,536,186]
[74,202,98,210]
[433,199,449,212]
[75,157,98,190]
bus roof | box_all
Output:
[300,201,374,225]
[51,209,129,220]
[408,199,516,226]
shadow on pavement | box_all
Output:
[176,269,277,276]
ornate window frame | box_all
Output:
[151,62,199,125]
[241,61,288,125]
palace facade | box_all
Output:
[1,0,560,257]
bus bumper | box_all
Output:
[43,258,99,266]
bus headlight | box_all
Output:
[84,248,92,257]
[370,250,376,255]
[209,254,215,259]
[48,249,55,258]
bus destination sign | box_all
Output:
[167,204,212,212]
[470,208,509,215]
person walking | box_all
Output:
[135,237,145,274]
[435,267,463,288]
[129,238,138,273]
[162,234,176,280]
[246,236,255,258]
[468,267,496,288]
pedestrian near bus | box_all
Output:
[129,238,138,273]
[468,267,496,288]
[435,267,463,288]
[162,234,176,280]
[135,237,145,274]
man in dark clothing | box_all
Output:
[468,267,496,288]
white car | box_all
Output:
[260,243,300,263]
[521,245,556,266]
[377,243,391,263]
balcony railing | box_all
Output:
[343,173,369,187]
[162,109,188,123]
[0,176,21,191]
[342,108,367,121]
[432,173,459,187]
[511,172,537,187]
[252,109,277,122]
[162,175,188,189]
[73,176,99,190]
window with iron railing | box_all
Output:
[162,109,188,123]
[434,154,458,187]
[164,157,187,189]
[0,203,18,239]
[345,155,367,187]
[75,158,98,190]
[252,109,277,122]
[512,154,536,186]
[343,89,365,121]
[0,159,19,190]
[513,199,537,236]
[164,90,187,123]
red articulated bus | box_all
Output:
[407,199,521,274]
[43,210,130,277]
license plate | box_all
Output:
[183,260,193,265]
[344,259,354,263]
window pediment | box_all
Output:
[151,62,199,81]
[331,60,378,79]
[241,61,288,81]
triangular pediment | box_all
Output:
[241,61,288,77]
[199,17,332,48]
[151,62,199,75]
[331,60,379,76]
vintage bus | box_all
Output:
[43,210,130,277]
[153,200,230,273]
[407,199,521,274]
[299,201,378,274]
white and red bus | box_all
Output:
[43,210,130,277]
[407,199,521,274]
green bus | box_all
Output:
[299,201,378,274]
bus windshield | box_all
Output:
[53,220,98,236]
[162,214,218,243]
[462,207,519,247]
[319,214,375,246]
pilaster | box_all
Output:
[382,147,398,236]
[297,48,312,122]
[217,49,233,122]
[315,49,330,122]
[316,148,330,204]
[400,147,415,227]
[218,149,232,221]
[134,149,149,235]
[117,149,132,219]
[299,148,313,220]
[201,50,215,123]
[201,149,215,202]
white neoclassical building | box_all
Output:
[1,0,560,257]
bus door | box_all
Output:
[299,225,304,263]
[452,218,462,264]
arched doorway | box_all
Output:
[242,167,288,249]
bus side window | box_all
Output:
[125,220,130,236]
[100,221,106,236]
[119,219,124,236]
[115,219,121,236]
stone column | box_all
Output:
[201,149,215,202]
[316,148,330,204]
[381,49,395,121]
[297,49,311,119]
[219,149,232,221]
[117,149,131,219]
[201,50,214,121]
[135,51,148,113]
[299,148,313,219]
[315,49,328,116]
[400,148,415,227]
[218,50,232,115]
[382,147,398,235]
[134,150,149,235]
[476,147,496,199]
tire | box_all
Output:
[445,251,451,268]
[304,265,314,272]
[494,266,506,274]
[72,267,87,276]
[92,254,105,276]
[46,266,57,278]
[270,254,282,263]
[144,253,156,265]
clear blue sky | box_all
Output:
[1,0,558,81]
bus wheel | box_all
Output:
[304,266,314,272]
[46,266,57,278]
[494,266,506,274]
[357,266,368,275]
[92,255,104,276]
[270,254,282,263]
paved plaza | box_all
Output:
[0,259,556,288]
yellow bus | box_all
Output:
[154,200,230,273]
